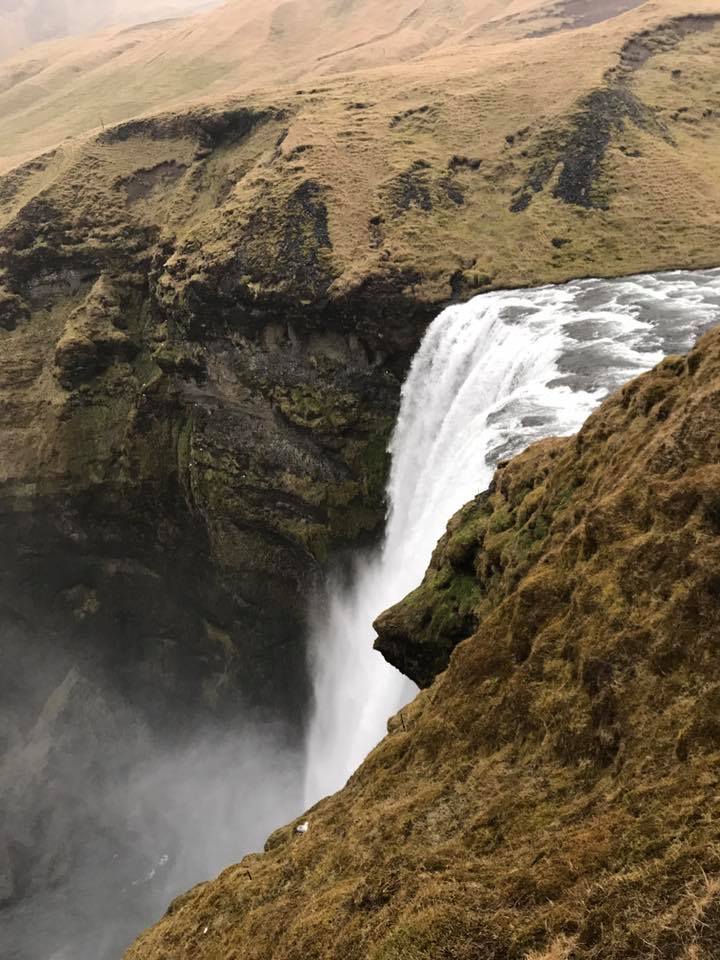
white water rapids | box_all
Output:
[304,268,720,805]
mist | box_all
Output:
[0,638,304,960]
[0,0,218,59]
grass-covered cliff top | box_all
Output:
[127,316,720,960]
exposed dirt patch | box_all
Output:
[118,161,188,203]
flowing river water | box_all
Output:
[304,268,720,805]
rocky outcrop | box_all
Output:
[128,327,720,960]
[510,13,720,212]
[0,102,430,726]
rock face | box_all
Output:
[0,104,428,958]
[128,327,720,959]
[0,104,423,732]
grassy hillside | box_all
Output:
[2,0,720,308]
[126,316,720,960]
[0,0,688,168]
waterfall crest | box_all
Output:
[304,268,720,805]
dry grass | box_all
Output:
[3,0,718,319]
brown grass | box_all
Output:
[4,0,718,317]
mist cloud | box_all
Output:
[0,0,218,59]
[0,648,304,960]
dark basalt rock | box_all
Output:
[510,85,665,212]
[385,160,434,217]
[553,87,660,208]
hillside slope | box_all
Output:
[0,0,697,171]
[127,320,720,960]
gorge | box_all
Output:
[129,276,720,960]
[6,265,720,960]
[2,0,720,957]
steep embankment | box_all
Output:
[127,321,720,960]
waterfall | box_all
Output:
[304,268,720,805]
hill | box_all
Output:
[0,0,682,171]
[2,0,720,955]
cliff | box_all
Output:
[127,320,720,960]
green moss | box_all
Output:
[359,427,393,502]
[278,518,332,561]
[487,506,514,534]
[274,383,359,431]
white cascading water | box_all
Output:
[304,268,720,805]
